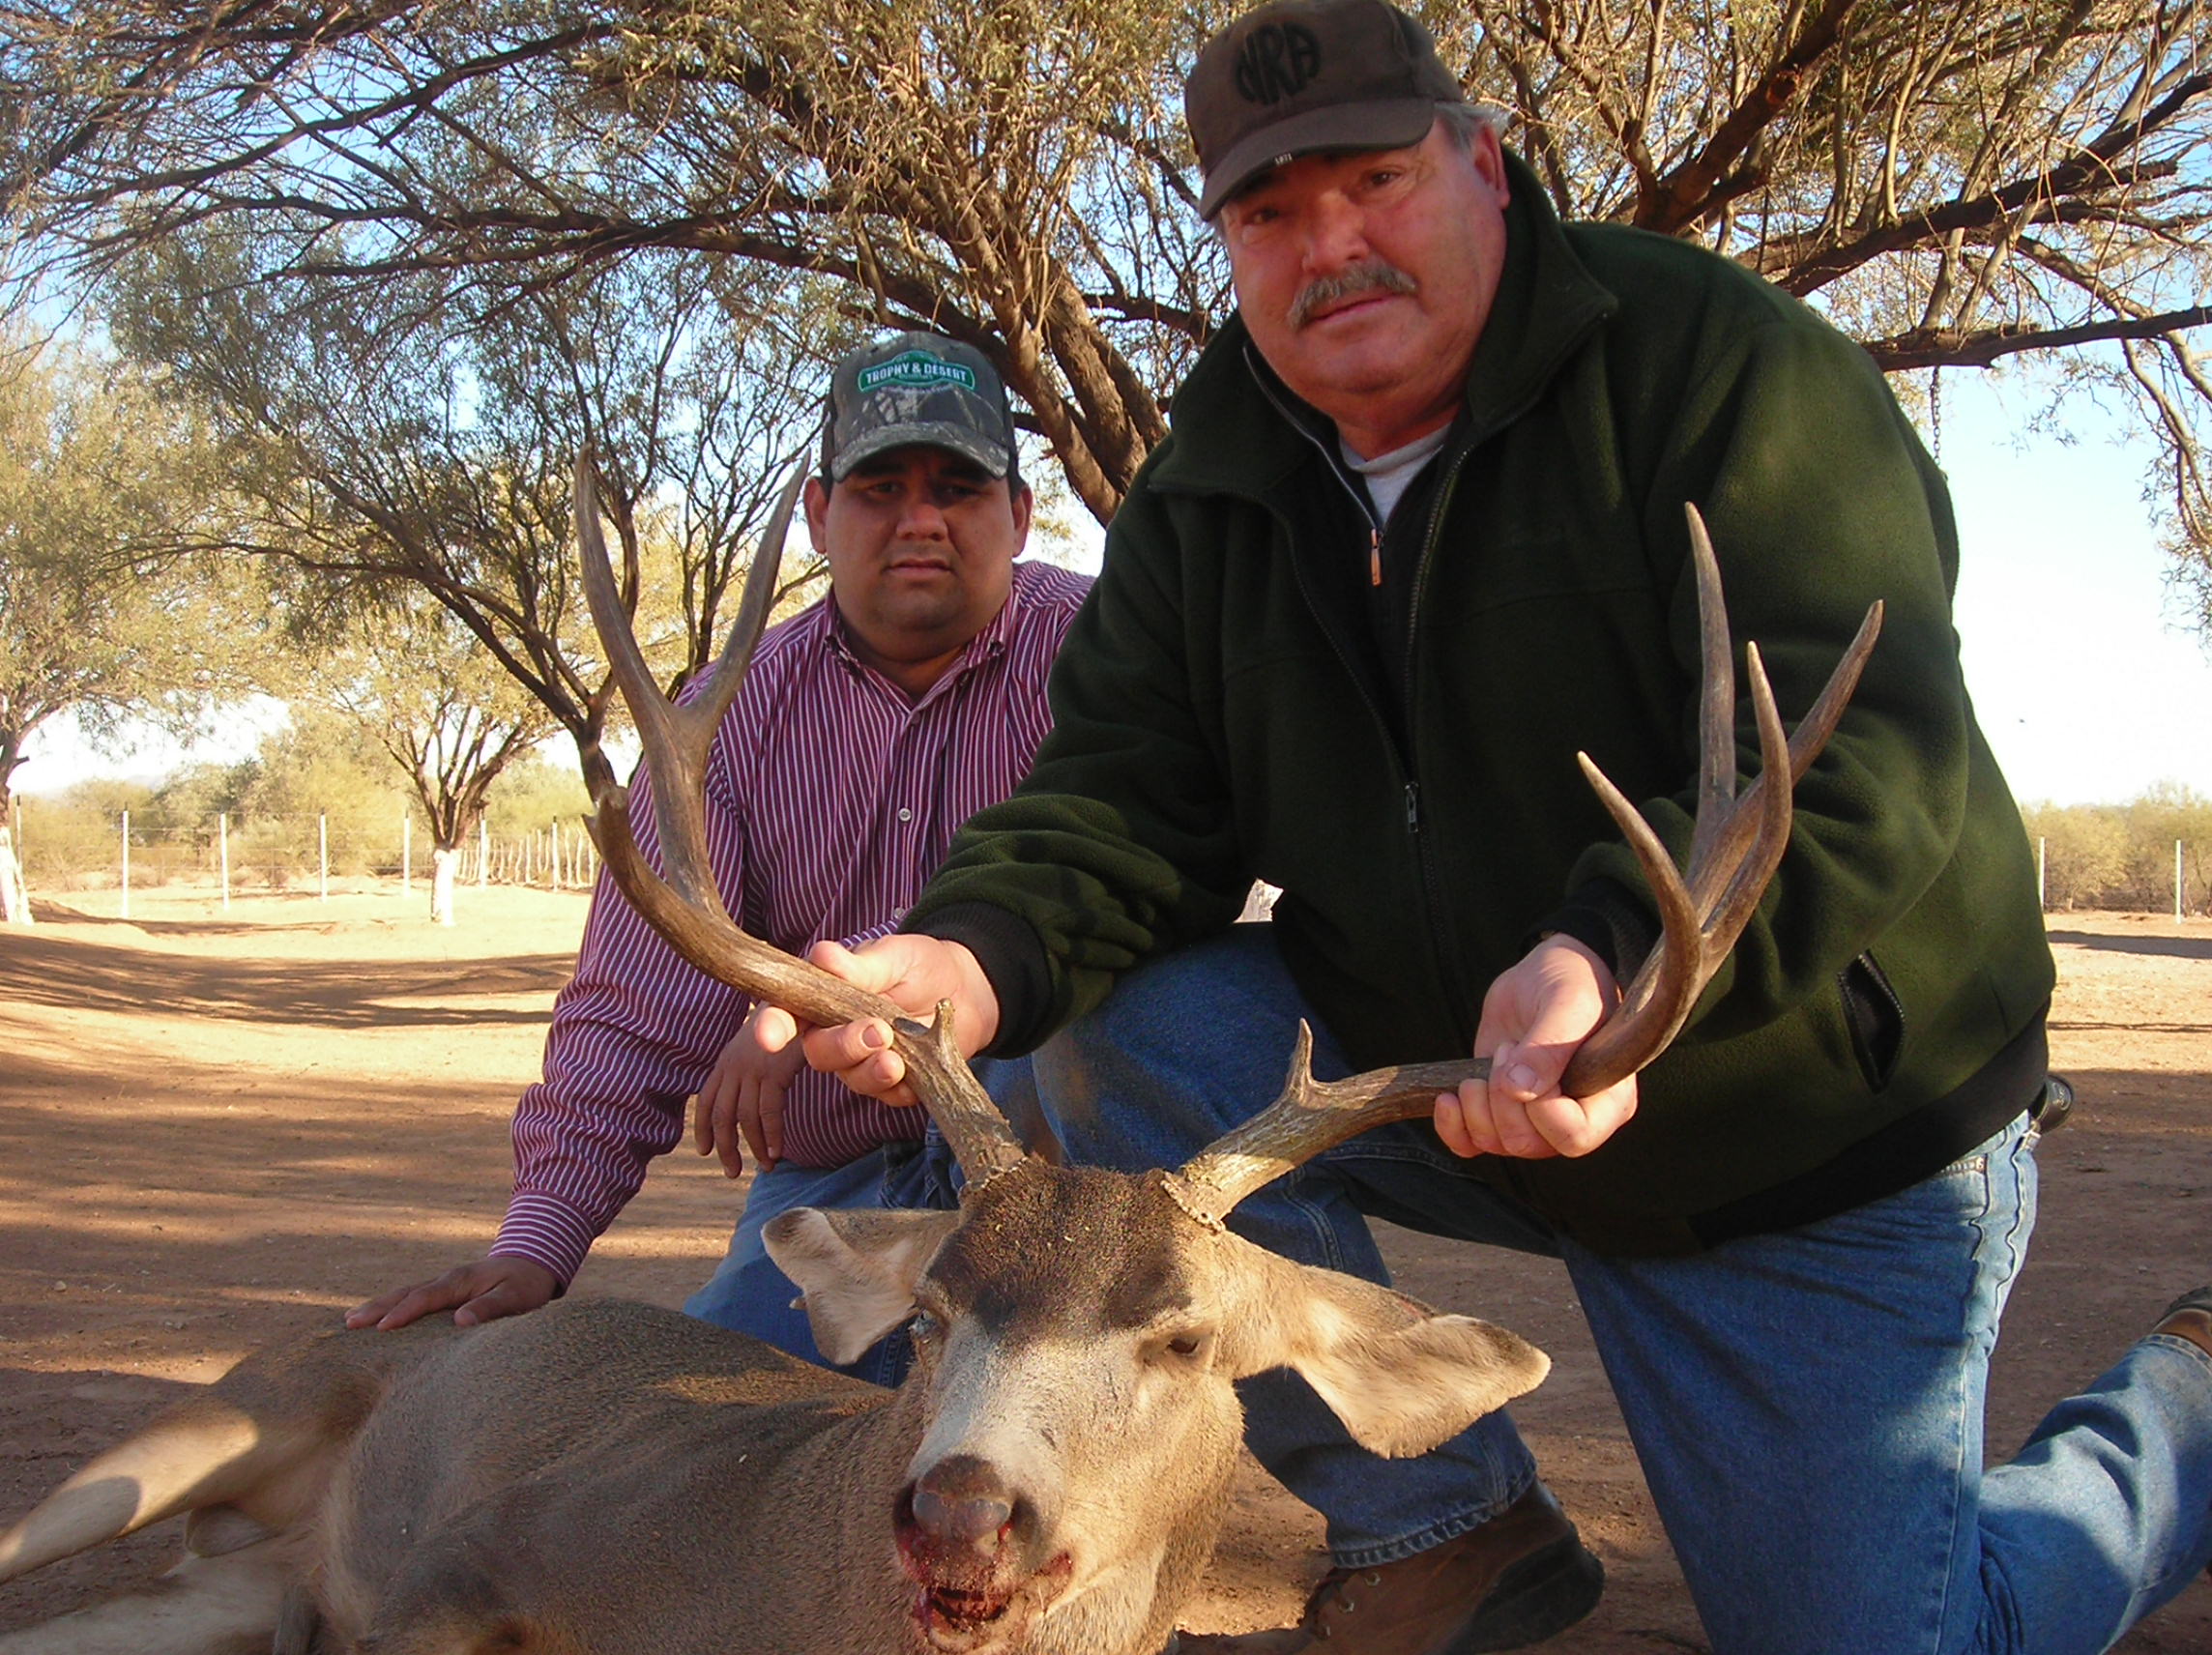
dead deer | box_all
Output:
[0,466,1877,1655]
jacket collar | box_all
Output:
[1149,150,1618,502]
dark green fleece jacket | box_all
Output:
[913,156,2055,1254]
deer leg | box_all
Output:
[0,1538,290,1655]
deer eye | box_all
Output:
[908,1309,943,1344]
[1151,1329,1212,1365]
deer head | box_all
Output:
[569,458,1878,1655]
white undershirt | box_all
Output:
[1339,424,1452,525]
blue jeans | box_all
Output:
[684,1057,1037,1386]
[1029,926,2212,1655]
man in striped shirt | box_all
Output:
[349,334,1091,1381]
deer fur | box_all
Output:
[0,1161,1546,1655]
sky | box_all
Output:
[18,367,2212,809]
[1937,371,2212,806]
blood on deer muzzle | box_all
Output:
[897,1456,1070,1649]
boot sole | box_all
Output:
[1454,1533,1606,1652]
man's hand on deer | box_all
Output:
[793,933,1002,1108]
[1439,935,1635,1162]
[344,1255,560,1332]
[695,1006,807,1176]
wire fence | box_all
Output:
[2027,829,2212,918]
[10,802,2209,918]
[11,800,600,900]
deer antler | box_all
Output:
[1168,505,1883,1227]
[571,457,1029,1185]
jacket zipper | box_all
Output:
[1390,358,1591,1047]
[1249,356,1483,1049]
[1398,448,1480,1044]
[1248,365,1412,773]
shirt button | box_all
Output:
[896,807,913,822]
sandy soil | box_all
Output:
[1,885,2207,1650]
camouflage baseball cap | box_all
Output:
[822,333,1017,482]
[1185,0,1467,218]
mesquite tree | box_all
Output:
[306,591,558,925]
[0,339,245,923]
[104,237,834,781]
[2,0,2207,595]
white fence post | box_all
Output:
[219,812,230,911]
[319,813,329,902]
[2036,836,2047,912]
[479,818,489,888]
[2177,839,2186,922]
[403,812,413,896]
[120,809,130,920]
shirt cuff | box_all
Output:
[904,901,1057,1057]
[837,917,900,952]
[492,1193,597,1289]
[1531,877,1659,983]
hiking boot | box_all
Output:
[2151,1289,2212,1579]
[1179,1483,1602,1653]
[2154,1287,2212,1361]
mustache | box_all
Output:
[1288,260,1418,330]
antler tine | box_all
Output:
[1702,643,1795,945]
[573,454,796,915]
[1168,1025,1502,1228]
[1789,601,1884,780]
[1165,506,1883,1227]
[1672,508,1883,911]
[571,457,1028,1185]
[1554,630,1793,1097]
[1683,504,1737,882]
[1676,604,1884,919]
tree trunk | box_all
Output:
[0,823,30,926]
[429,845,459,927]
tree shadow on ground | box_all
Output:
[2048,928,2212,962]
[31,897,283,935]
[0,1043,524,1342]
[0,929,572,1030]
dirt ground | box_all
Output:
[1,884,2207,1650]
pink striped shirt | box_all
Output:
[495,560,1092,1285]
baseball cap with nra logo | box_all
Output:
[1184,0,1468,218]
[822,333,1018,482]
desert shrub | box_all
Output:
[2022,788,2212,913]
[14,780,157,885]
[483,754,593,837]
[17,712,409,888]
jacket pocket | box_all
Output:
[1838,951,1905,1090]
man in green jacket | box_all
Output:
[782,2,2212,1650]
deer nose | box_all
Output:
[907,1454,1016,1552]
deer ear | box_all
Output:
[762,1207,963,1366]
[1230,1253,1550,1459]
